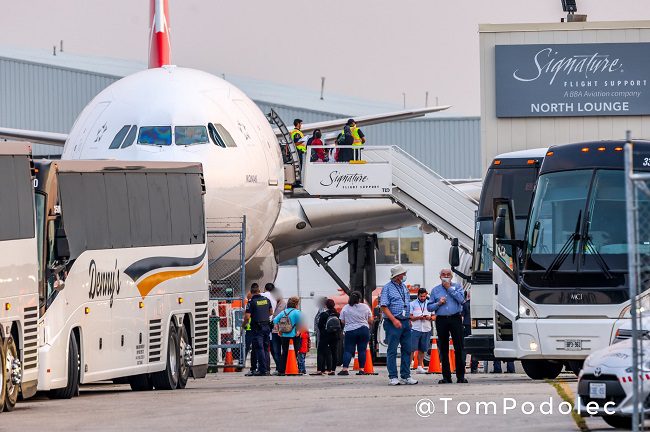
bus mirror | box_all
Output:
[449,238,460,267]
[494,208,507,239]
[55,233,70,260]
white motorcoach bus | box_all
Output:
[492,141,646,379]
[0,142,38,412]
[450,149,546,362]
[33,160,209,398]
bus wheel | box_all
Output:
[521,359,563,380]
[3,337,20,411]
[567,360,584,376]
[128,374,153,391]
[178,325,192,389]
[152,322,180,390]
[0,337,6,413]
[49,335,80,399]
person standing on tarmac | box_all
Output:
[428,269,468,384]
[273,296,303,375]
[380,264,418,386]
[290,119,306,170]
[410,287,434,375]
[244,288,257,375]
[243,284,273,376]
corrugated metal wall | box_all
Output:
[0,57,118,156]
[0,57,481,178]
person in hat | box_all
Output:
[380,264,418,386]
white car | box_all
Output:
[576,338,649,429]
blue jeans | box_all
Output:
[342,326,370,369]
[297,352,306,374]
[384,319,412,379]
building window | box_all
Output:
[376,227,423,265]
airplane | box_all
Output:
[0,0,453,286]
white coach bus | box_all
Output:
[33,160,209,398]
[0,142,39,412]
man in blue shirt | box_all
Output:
[380,264,417,386]
[428,268,468,384]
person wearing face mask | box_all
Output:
[427,268,468,384]
[380,264,418,386]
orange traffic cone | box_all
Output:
[224,348,236,372]
[353,350,360,371]
[284,339,301,375]
[412,351,419,369]
[363,347,378,375]
[449,338,456,373]
[427,338,442,373]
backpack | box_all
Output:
[277,309,295,334]
[325,314,342,333]
[336,133,346,146]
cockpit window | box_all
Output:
[121,125,137,148]
[138,126,172,146]
[109,125,131,149]
[175,126,209,146]
[208,123,237,148]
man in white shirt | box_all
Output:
[409,287,434,374]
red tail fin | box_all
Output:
[148,0,171,68]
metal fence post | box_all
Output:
[625,133,642,431]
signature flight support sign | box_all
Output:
[495,43,650,117]
[303,162,392,195]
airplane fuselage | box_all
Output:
[62,66,284,279]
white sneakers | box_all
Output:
[389,377,419,385]
[415,366,427,374]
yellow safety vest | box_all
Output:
[351,126,363,146]
[291,129,306,153]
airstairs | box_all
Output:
[299,145,478,252]
[266,109,301,185]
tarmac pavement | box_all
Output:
[1,369,619,432]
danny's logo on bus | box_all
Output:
[88,260,121,307]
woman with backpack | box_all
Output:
[308,129,328,163]
[338,292,373,376]
[272,296,303,375]
[315,298,341,376]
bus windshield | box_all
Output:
[473,166,538,273]
[525,169,629,273]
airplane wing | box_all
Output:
[269,197,420,263]
[274,105,451,137]
[0,127,67,146]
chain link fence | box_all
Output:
[625,140,650,431]
[207,217,246,371]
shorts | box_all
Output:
[411,330,431,353]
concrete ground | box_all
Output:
[2,369,616,431]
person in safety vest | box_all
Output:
[348,118,365,160]
[244,286,257,376]
[243,284,273,376]
[290,118,306,169]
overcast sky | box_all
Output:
[2,1,649,115]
